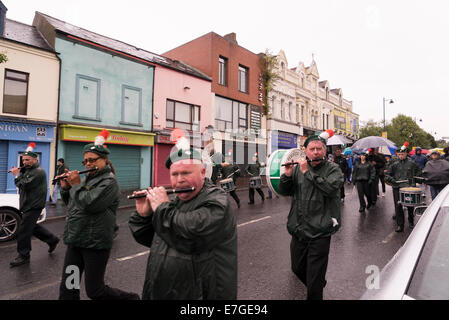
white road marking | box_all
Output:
[237,215,271,228]
[115,215,272,262]
[116,250,150,262]
[382,231,396,244]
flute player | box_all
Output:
[128,146,238,299]
[57,129,139,300]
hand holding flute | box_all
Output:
[7,166,22,176]
[132,186,178,217]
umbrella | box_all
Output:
[327,134,352,146]
[378,145,397,156]
[351,136,396,150]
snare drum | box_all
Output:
[399,187,422,207]
[219,178,235,192]
[249,176,262,189]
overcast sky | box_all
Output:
[5,0,449,140]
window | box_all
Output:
[218,56,227,86]
[166,99,200,131]
[74,74,101,121]
[3,69,29,115]
[215,96,247,132]
[280,99,284,120]
[290,103,297,123]
[238,65,249,93]
[301,105,304,123]
[121,85,142,126]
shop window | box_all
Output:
[215,96,247,132]
[74,74,101,121]
[3,69,29,115]
[166,99,200,132]
[121,85,142,126]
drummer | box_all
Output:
[245,153,265,204]
[385,143,422,232]
[221,151,241,208]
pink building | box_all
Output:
[153,61,212,187]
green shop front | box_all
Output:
[59,124,154,191]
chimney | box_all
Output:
[0,1,7,37]
[223,32,238,45]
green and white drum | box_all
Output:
[267,148,306,197]
[399,187,422,207]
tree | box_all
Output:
[359,119,383,138]
[259,50,280,116]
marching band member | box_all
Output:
[9,142,60,267]
[129,147,237,299]
[58,129,139,300]
[385,142,422,232]
[278,130,342,300]
[221,150,241,208]
[245,153,265,204]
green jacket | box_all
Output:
[14,163,47,212]
[352,161,376,184]
[278,160,343,240]
[210,152,225,184]
[61,166,119,250]
[385,158,422,189]
[129,179,237,300]
[221,162,240,182]
[245,162,262,177]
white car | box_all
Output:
[0,193,47,242]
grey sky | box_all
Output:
[5,0,449,140]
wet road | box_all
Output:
[0,183,424,300]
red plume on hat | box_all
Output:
[171,128,190,151]
[319,129,334,141]
[400,141,409,152]
[25,142,36,152]
[94,129,110,146]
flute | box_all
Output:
[127,187,195,199]
[7,166,24,173]
[52,167,98,183]
[281,157,325,166]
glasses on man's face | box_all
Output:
[82,157,101,165]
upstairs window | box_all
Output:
[218,56,228,86]
[3,69,29,115]
[166,99,200,132]
[238,65,249,93]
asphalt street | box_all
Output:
[0,183,426,300]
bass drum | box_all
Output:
[267,148,306,197]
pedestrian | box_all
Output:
[205,140,228,185]
[376,151,387,197]
[367,148,385,202]
[352,151,376,212]
[443,147,449,161]
[245,153,265,204]
[411,147,428,170]
[8,142,60,267]
[333,147,348,203]
[422,150,449,200]
[51,158,68,206]
[220,151,241,208]
[385,142,422,232]
[58,129,139,300]
[129,147,237,299]
[278,131,343,300]
[345,153,353,184]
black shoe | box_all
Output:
[248,202,254,205]
[392,215,396,220]
[409,221,415,229]
[367,203,372,209]
[48,238,60,253]
[395,226,404,232]
[266,196,272,199]
[121,292,140,300]
[10,255,30,267]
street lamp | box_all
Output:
[383,97,394,131]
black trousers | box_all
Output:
[249,187,264,203]
[59,246,137,300]
[379,174,386,193]
[370,175,379,201]
[17,209,58,258]
[392,188,414,227]
[356,181,371,209]
[228,190,240,205]
[290,235,331,300]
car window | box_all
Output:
[406,206,449,299]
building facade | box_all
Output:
[33,12,156,191]
[164,32,267,174]
[0,9,59,194]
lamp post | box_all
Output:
[383,97,394,131]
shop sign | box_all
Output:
[0,120,54,142]
[60,124,154,146]
[273,131,298,148]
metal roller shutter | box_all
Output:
[0,141,7,193]
[64,142,140,191]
